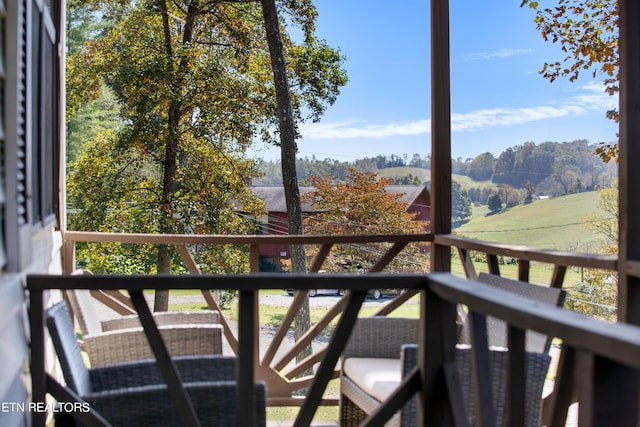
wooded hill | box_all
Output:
[256,139,617,199]
[254,140,617,205]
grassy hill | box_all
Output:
[377,167,607,252]
[455,191,605,253]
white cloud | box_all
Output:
[300,119,430,140]
[458,48,535,62]
[453,81,615,132]
[300,82,616,140]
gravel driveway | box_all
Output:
[168,290,400,309]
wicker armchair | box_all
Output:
[339,275,561,427]
[82,323,224,367]
[65,289,223,367]
[339,317,420,427]
[399,344,551,427]
[46,301,266,427]
[459,273,566,352]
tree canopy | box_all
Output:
[66,0,347,295]
[521,0,619,162]
[451,181,472,224]
[302,169,429,272]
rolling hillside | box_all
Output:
[376,167,607,253]
[455,191,606,253]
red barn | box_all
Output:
[248,185,431,271]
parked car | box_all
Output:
[367,288,403,300]
[283,288,401,299]
[285,289,345,297]
[284,270,345,297]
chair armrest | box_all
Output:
[84,324,223,367]
[88,355,237,392]
[401,344,419,377]
[343,317,419,360]
[101,310,221,331]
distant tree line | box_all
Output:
[255,139,617,221]
[255,153,432,185]
[257,140,615,194]
[453,140,617,195]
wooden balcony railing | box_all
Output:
[61,231,433,407]
[28,272,426,426]
[63,231,618,287]
[59,231,621,412]
[62,231,433,275]
[28,271,640,426]
[433,234,618,288]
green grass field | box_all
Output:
[456,191,604,253]
[168,289,421,324]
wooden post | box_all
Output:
[430,0,452,273]
[618,0,640,325]
[607,4,640,410]
[421,282,458,426]
[249,243,260,273]
[29,288,46,427]
[238,290,257,427]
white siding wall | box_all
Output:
[0,232,63,427]
[0,0,64,425]
[0,276,30,427]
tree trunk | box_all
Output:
[154,245,171,311]
[155,122,179,311]
[261,0,312,364]
[153,0,197,311]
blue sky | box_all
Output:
[251,1,618,162]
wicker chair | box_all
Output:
[459,272,566,352]
[339,317,420,427]
[82,324,224,367]
[339,274,563,426]
[46,301,266,427]
[399,344,551,427]
[65,289,223,367]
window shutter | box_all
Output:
[0,0,7,269]
[16,0,28,227]
[3,0,60,272]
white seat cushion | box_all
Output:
[343,357,401,402]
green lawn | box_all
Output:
[168,289,421,327]
[456,191,604,253]
[449,258,586,289]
